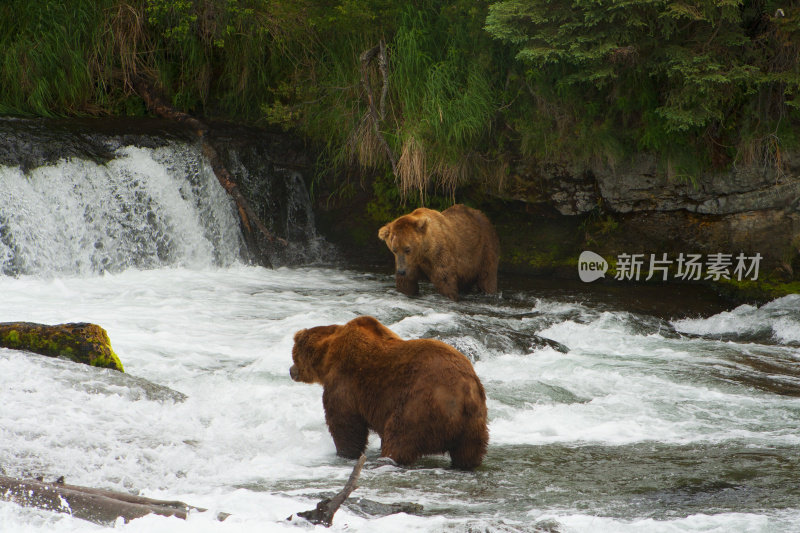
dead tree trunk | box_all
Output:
[0,476,228,525]
[132,76,286,267]
[360,41,397,177]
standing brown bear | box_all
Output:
[290,316,489,470]
[378,204,499,300]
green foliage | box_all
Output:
[1,0,798,199]
[295,1,507,201]
[146,0,198,43]
[142,0,307,118]
[0,0,116,116]
[485,0,800,169]
[361,3,502,198]
[366,172,407,223]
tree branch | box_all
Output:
[292,454,367,527]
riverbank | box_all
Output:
[1,115,795,304]
[312,175,799,306]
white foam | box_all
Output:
[0,145,242,276]
[1,267,799,531]
[673,294,800,343]
[532,511,797,532]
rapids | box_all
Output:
[1,126,799,532]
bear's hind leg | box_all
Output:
[380,417,423,466]
[448,434,488,470]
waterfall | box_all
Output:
[0,143,242,276]
[0,119,327,277]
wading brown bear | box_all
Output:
[289,316,489,470]
[378,204,499,300]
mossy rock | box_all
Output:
[713,278,800,304]
[0,322,124,372]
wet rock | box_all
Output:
[87,368,187,402]
[432,330,568,361]
[348,497,424,518]
[0,117,194,172]
[206,123,335,266]
[592,209,800,279]
[0,322,124,371]
[592,153,800,215]
[524,152,800,217]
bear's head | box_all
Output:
[290,317,401,383]
[378,211,430,278]
[290,324,339,384]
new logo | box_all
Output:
[578,251,608,282]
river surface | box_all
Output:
[1,130,800,532]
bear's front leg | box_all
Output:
[323,389,368,459]
[327,413,368,458]
[395,273,419,296]
[431,271,459,301]
[477,254,498,294]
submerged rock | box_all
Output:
[307,492,424,519]
[0,322,124,372]
[348,497,424,518]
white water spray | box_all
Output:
[0,144,243,276]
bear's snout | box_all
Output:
[289,364,300,381]
[396,269,406,276]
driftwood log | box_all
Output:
[0,322,124,371]
[291,454,367,527]
[132,76,286,267]
[0,476,228,525]
[2,456,419,527]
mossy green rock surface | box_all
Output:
[0,322,124,372]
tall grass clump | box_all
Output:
[0,0,116,116]
[339,3,501,202]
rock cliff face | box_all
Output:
[541,154,800,216]
[524,154,800,279]
[205,122,333,265]
[592,154,800,216]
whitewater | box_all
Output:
[1,139,799,532]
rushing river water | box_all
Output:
[1,131,800,532]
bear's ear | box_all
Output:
[415,216,428,233]
[378,225,390,241]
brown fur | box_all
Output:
[290,316,489,470]
[378,204,500,300]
